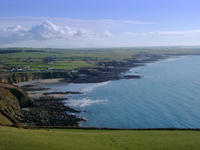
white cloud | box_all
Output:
[123,30,200,37]
[0,20,111,44]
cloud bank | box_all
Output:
[0,20,111,44]
[1,17,200,48]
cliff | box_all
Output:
[0,83,33,126]
[0,72,74,84]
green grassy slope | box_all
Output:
[0,127,200,150]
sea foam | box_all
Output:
[65,98,108,107]
[81,81,110,93]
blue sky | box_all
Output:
[0,0,200,48]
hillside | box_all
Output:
[0,83,32,126]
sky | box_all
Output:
[0,0,200,48]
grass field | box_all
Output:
[0,126,200,150]
[1,47,200,72]
[0,49,137,72]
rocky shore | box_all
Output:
[21,97,85,127]
[20,84,87,127]
[0,82,86,127]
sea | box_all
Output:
[46,55,200,128]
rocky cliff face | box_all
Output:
[0,72,73,84]
[0,83,33,125]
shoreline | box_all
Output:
[16,54,172,127]
[7,54,198,128]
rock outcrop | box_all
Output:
[0,83,33,125]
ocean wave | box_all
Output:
[81,81,110,93]
[65,98,108,107]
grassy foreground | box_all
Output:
[0,127,200,150]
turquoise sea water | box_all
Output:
[49,56,200,128]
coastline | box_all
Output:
[15,54,173,127]
[2,53,197,128]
